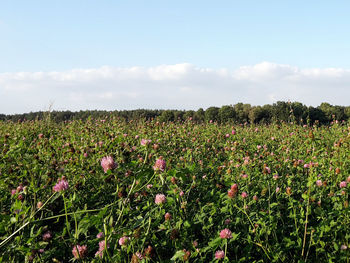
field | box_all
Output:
[0,117,349,262]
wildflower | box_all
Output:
[316,180,322,187]
[164,212,172,221]
[96,232,104,239]
[141,139,151,146]
[231,184,238,191]
[253,195,258,201]
[135,252,143,260]
[339,181,347,188]
[16,184,23,192]
[155,194,166,205]
[171,177,177,184]
[119,236,130,246]
[153,157,166,172]
[183,249,191,261]
[101,156,117,173]
[11,189,16,195]
[241,192,248,199]
[341,245,348,250]
[42,231,52,241]
[146,184,153,189]
[215,250,225,260]
[232,130,236,135]
[227,189,236,198]
[95,240,109,258]
[53,177,69,192]
[276,187,280,193]
[144,245,154,258]
[37,202,43,209]
[72,245,88,259]
[219,228,232,239]
[179,191,185,197]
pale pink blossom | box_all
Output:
[95,240,109,258]
[96,232,104,239]
[215,250,225,259]
[155,194,166,205]
[101,156,117,173]
[219,228,232,239]
[53,177,69,192]
[141,139,151,146]
[316,180,322,187]
[119,236,130,246]
[72,245,88,259]
[153,157,166,172]
[339,181,347,188]
[42,231,52,241]
[341,245,348,250]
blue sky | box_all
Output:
[0,1,350,113]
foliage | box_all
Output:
[1,101,349,125]
[0,117,349,262]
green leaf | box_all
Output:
[208,237,222,248]
[171,250,185,261]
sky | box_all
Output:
[1,0,350,114]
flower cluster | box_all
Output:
[141,138,152,146]
[95,240,109,258]
[153,157,166,172]
[215,250,225,259]
[53,177,69,192]
[101,156,117,173]
[119,236,130,246]
[72,245,88,259]
[155,194,166,205]
[220,228,232,239]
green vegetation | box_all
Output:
[0,116,349,262]
[1,101,350,125]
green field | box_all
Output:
[0,118,349,262]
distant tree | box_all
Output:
[184,110,195,120]
[234,103,251,123]
[159,110,175,122]
[308,106,327,124]
[219,105,235,123]
[249,106,272,124]
[194,108,205,122]
[290,102,308,124]
[271,101,290,123]
[205,107,220,122]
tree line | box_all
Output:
[1,102,349,125]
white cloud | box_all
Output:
[0,62,349,114]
